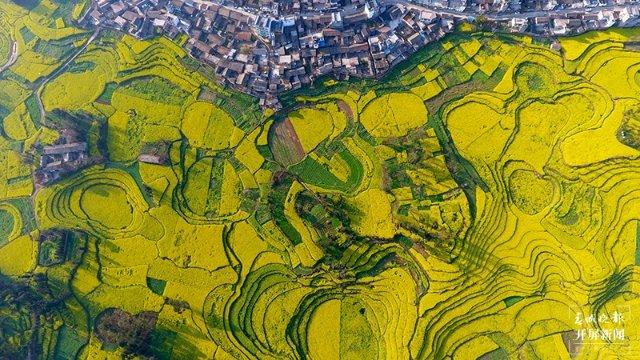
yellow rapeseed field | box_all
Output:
[360,92,428,137]
[2,10,640,358]
[289,107,334,153]
[182,101,243,150]
[347,188,396,239]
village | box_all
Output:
[84,0,640,108]
[31,0,640,184]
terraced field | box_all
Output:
[2,1,640,358]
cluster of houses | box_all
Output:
[87,0,456,109]
[531,7,640,35]
[419,0,640,35]
[36,130,89,185]
[85,0,640,108]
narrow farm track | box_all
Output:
[0,40,17,74]
[34,28,100,124]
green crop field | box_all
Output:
[1,0,640,358]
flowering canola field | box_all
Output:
[2,1,640,358]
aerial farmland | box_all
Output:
[1,0,640,358]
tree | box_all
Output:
[95,308,158,357]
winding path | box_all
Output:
[34,28,100,123]
[0,40,17,74]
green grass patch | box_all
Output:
[146,277,166,296]
[33,37,78,60]
[503,296,523,308]
[0,104,10,122]
[148,328,177,360]
[289,149,362,193]
[339,148,364,191]
[19,26,36,44]
[53,325,86,360]
[67,61,97,73]
[0,209,15,246]
[13,0,40,9]
[290,156,346,192]
[5,198,36,233]
[268,179,303,245]
[96,82,117,104]
[25,94,41,126]
[119,76,190,106]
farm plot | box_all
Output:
[360,92,428,138]
[182,101,243,151]
[35,167,163,240]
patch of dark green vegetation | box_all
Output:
[239,188,260,214]
[1,70,30,87]
[218,92,262,132]
[96,82,117,104]
[147,328,177,360]
[526,73,543,90]
[289,157,344,191]
[503,296,524,307]
[256,144,272,159]
[0,273,70,358]
[53,324,87,360]
[25,94,41,125]
[19,26,36,44]
[4,197,36,234]
[50,0,75,19]
[338,149,364,188]
[38,229,78,266]
[268,173,303,245]
[356,126,378,146]
[33,36,85,60]
[146,277,167,296]
[110,162,155,207]
[0,209,14,245]
[191,73,262,132]
[202,158,224,217]
[119,76,190,106]
[67,61,96,73]
[0,104,10,122]
[385,157,413,189]
[182,56,216,83]
[254,203,271,225]
[295,191,352,262]
[289,149,362,193]
[13,0,41,10]
[440,56,473,87]
[52,324,87,360]
[553,185,593,227]
[87,114,109,158]
[478,347,510,360]
[557,207,579,226]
